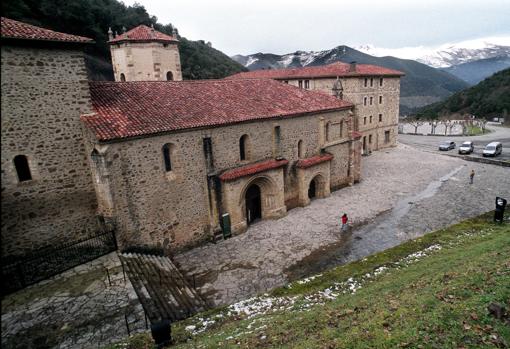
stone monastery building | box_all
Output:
[1,17,401,258]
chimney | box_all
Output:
[349,61,357,72]
[172,27,178,37]
[150,24,155,39]
[122,26,126,34]
[107,27,113,41]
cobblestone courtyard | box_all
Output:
[176,143,510,306]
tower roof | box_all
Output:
[1,17,92,43]
[108,24,178,44]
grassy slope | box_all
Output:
[109,212,510,348]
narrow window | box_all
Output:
[370,115,373,123]
[363,97,367,106]
[364,117,367,125]
[162,144,173,171]
[14,155,32,182]
[298,80,303,88]
[203,137,213,170]
[370,78,374,87]
[284,80,289,84]
[240,134,249,161]
[369,134,372,144]
[304,80,310,89]
[379,95,383,104]
[298,140,304,159]
[166,71,174,81]
[273,126,281,157]
[364,78,368,87]
[379,78,384,87]
[326,122,331,142]
[379,113,383,122]
[120,73,126,82]
[339,121,343,138]
[370,97,373,105]
[385,130,390,143]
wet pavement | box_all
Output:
[175,143,510,306]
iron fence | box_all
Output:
[2,230,117,296]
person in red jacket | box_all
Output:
[341,213,348,232]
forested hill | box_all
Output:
[1,0,247,80]
[416,68,510,120]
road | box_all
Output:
[398,123,510,161]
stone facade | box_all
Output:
[110,42,182,82]
[1,43,99,257]
[84,109,360,252]
[281,76,400,153]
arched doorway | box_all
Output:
[245,184,261,225]
[308,178,316,199]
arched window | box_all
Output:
[166,71,174,81]
[14,155,32,182]
[120,73,126,82]
[325,122,331,142]
[298,140,304,159]
[239,134,250,161]
[162,143,173,172]
[339,121,344,138]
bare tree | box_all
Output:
[430,121,438,135]
[409,120,424,134]
[439,120,453,135]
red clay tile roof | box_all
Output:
[219,159,289,181]
[82,79,353,141]
[351,131,363,139]
[1,17,92,43]
[296,153,333,169]
[227,62,404,80]
[109,25,177,43]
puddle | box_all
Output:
[285,166,465,281]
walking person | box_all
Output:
[469,169,475,184]
[341,213,349,232]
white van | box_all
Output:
[483,142,502,157]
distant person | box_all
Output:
[470,169,475,184]
[341,213,349,232]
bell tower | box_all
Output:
[108,24,182,82]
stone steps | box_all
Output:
[120,253,208,323]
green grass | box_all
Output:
[107,212,510,349]
[466,125,489,136]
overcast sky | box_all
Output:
[123,0,510,56]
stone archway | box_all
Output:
[239,176,279,224]
[308,174,327,200]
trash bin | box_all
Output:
[494,197,507,223]
[221,213,232,239]
[151,319,171,348]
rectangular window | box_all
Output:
[370,115,373,123]
[284,80,289,84]
[369,134,372,143]
[203,137,213,170]
[364,97,367,106]
[379,113,382,122]
[385,130,390,143]
[298,80,303,88]
[379,78,384,87]
[370,78,374,87]
[304,80,310,89]
[370,97,373,105]
[364,78,368,87]
[364,117,367,125]
[274,126,281,157]
[379,95,383,104]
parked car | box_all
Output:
[483,142,503,157]
[458,141,474,154]
[439,141,456,151]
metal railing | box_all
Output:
[1,230,117,296]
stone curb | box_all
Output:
[444,153,510,167]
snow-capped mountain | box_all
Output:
[355,36,510,68]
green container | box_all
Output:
[222,213,232,239]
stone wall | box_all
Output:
[110,41,182,82]
[282,76,400,152]
[1,44,99,257]
[88,109,359,252]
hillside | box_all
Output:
[1,0,247,80]
[109,212,510,348]
[416,68,510,119]
[232,46,469,114]
[444,55,510,85]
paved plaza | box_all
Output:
[175,142,510,306]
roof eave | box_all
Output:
[1,36,94,45]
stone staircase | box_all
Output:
[120,253,208,324]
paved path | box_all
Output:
[175,143,510,306]
[1,253,146,349]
